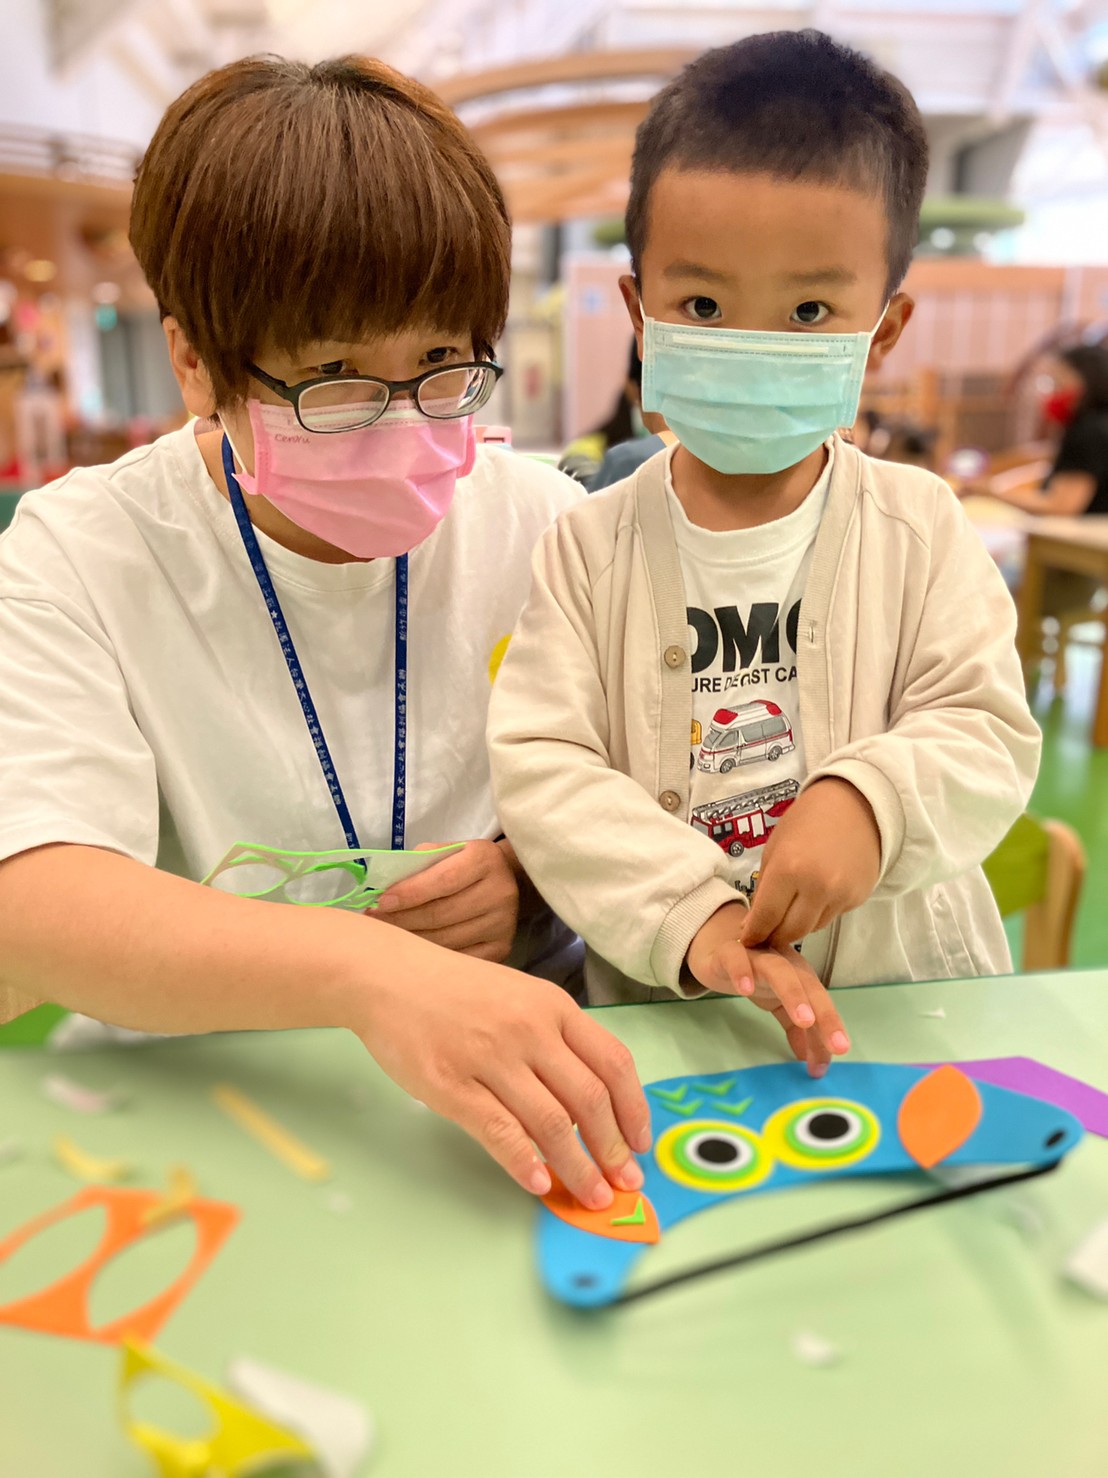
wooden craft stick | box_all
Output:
[212,1085,330,1183]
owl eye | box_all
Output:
[655,1120,772,1193]
[764,1098,880,1171]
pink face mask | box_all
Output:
[226,401,477,558]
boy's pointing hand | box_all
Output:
[687,901,850,1076]
[740,778,882,951]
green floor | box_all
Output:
[1022,640,1108,968]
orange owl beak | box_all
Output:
[541,1172,661,1244]
[897,1065,983,1169]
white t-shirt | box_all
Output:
[0,425,581,967]
[668,443,833,904]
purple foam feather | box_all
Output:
[916,1058,1108,1138]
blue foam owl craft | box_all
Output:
[537,1061,1084,1308]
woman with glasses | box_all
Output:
[0,56,650,1213]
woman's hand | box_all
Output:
[686,901,850,1076]
[355,955,652,1210]
[376,839,521,963]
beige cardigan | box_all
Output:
[488,439,1041,1005]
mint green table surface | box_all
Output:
[2,970,1107,1478]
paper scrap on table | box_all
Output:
[43,1072,125,1114]
[203,839,465,912]
[53,1134,134,1183]
[213,1084,331,1183]
[228,1356,373,1478]
[920,1008,946,1019]
[791,1330,842,1368]
[999,1196,1045,1239]
[47,1014,169,1051]
[120,1341,315,1478]
[1065,1216,1108,1299]
[0,1186,239,1344]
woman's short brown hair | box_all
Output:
[130,55,511,407]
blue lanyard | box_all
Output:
[221,435,407,852]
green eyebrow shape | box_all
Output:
[647,1084,705,1116]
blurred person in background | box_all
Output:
[560,340,671,486]
[962,343,1108,518]
[959,342,1108,614]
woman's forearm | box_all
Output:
[0,843,432,1037]
[0,843,653,1208]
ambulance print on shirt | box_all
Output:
[691,701,800,899]
[688,659,808,903]
[666,442,833,905]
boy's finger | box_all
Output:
[376,845,479,912]
[710,939,755,996]
[806,978,851,1058]
[754,951,817,1031]
[772,1005,809,1064]
[767,895,823,950]
[741,871,797,948]
[804,1026,832,1078]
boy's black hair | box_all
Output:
[626,30,929,299]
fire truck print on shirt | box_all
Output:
[665,441,833,905]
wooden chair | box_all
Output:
[1052,603,1107,691]
[982,812,1086,970]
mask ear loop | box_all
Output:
[613,1157,1062,1307]
[216,413,253,484]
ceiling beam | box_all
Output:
[1037,8,1108,159]
[989,0,1048,127]
[470,98,649,146]
[109,16,186,107]
[509,164,629,222]
[435,46,698,106]
[486,134,634,174]
[49,0,140,73]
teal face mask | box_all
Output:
[641,309,885,476]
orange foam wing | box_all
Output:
[898,1065,983,1170]
[542,1172,660,1244]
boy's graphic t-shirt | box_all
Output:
[666,442,833,904]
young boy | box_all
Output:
[488,30,1040,1072]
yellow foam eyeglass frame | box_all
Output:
[654,1120,774,1193]
[762,1098,881,1171]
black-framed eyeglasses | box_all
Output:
[246,360,504,434]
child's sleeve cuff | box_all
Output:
[650,877,746,997]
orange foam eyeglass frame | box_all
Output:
[0,1186,240,1345]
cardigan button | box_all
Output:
[659,789,682,813]
[663,644,686,669]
